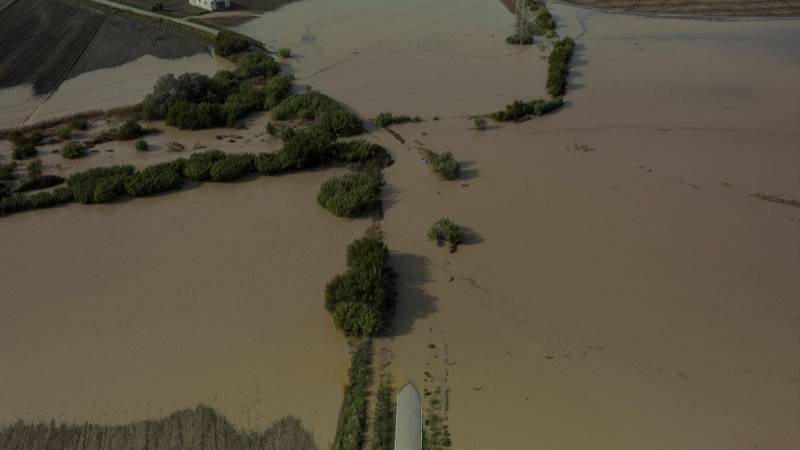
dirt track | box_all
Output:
[561,0,800,17]
[0,406,317,450]
[0,0,210,96]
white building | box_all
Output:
[189,0,230,12]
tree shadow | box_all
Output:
[381,182,400,213]
[461,226,484,245]
[388,253,438,337]
[459,160,480,180]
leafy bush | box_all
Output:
[236,52,280,78]
[265,122,278,136]
[222,86,264,126]
[373,112,422,128]
[67,165,135,204]
[535,8,556,31]
[546,37,575,97]
[61,141,87,159]
[278,47,292,58]
[26,159,42,180]
[315,110,364,137]
[505,34,534,45]
[125,162,184,196]
[210,153,255,182]
[55,126,72,140]
[280,128,334,169]
[490,97,564,121]
[317,171,383,218]
[12,143,37,160]
[116,121,145,140]
[428,218,465,252]
[69,118,90,131]
[183,149,226,181]
[263,75,294,110]
[272,91,363,137]
[166,101,222,130]
[474,117,488,130]
[17,175,64,193]
[255,152,288,175]
[426,150,460,180]
[215,30,250,57]
[135,139,149,151]
[325,234,397,337]
[0,161,16,180]
[0,194,29,215]
[143,73,219,120]
[330,139,387,163]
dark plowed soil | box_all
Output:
[69,13,209,76]
[0,0,106,94]
[0,405,317,450]
[0,0,210,96]
[114,0,300,17]
[562,0,800,17]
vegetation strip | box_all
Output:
[332,341,374,450]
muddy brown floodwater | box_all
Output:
[1,0,799,449]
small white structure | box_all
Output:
[189,0,230,12]
[395,384,423,450]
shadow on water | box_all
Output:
[382,182,400,213]
[461,225,484,245]
[459,160,480,180]
[389,253,437,337]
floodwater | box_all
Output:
[0,53,231,129]
[1,0,799,449]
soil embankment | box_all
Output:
[0,405,316,450]
[560,0,800,17]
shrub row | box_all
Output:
[67,165,135,204]
[373,112,422,128]
[332,341,373,450]
[317,171,384,218]
[0,187,73,215]
[546,37,575,97]
[420,149,460,180]
[125,161,185,197]
[490,97,564,122]
[214,30,251,57]
[325,234,397,337]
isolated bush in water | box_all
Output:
[546,37,575,97]
[236,52,280,78]
[535,8,556,31]
[263,75,294,110]
[125,162,184,196]
[61,142,87,159]
[116,121,145,140]
[215,30,250,57]
[428,218,465,252]
[421,149,460,180]
[55,126,72,140]
[317,171,383,218]
[12,143,37,160]
[325,234,397,337]
[278,47,292,58]
[67,165,135,204]
[210,153,255,182]
[184,149,226,181]
[135,139,149,151]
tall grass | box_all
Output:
[332,341,373,450]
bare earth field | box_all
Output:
[0,0,798,449]
[560,0,800,17]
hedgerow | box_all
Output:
[209,153,255,182]
[67,165,135,204]
[184,149,226,181]
[16,175,65,193]
[263,75,294,110]
[373,112,422,128]
[280,128,335,169]
[420,149,460,180]
[490,97,564,121]
[546,37,575,97]
[255,152,288,175]
[332,341,373,450]
[125,162,184,196]
[214,30,250,57]
[317,171,383,218]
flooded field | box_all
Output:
[1,0,798,449]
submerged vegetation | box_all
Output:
[490,97,564,122]
[272,91,364,137]
[429,218,465,252]
[332,341,373,450]
[325,233,398,337]
[372,374,396,450]
[419,149,460,180]
[373,112,422,128]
